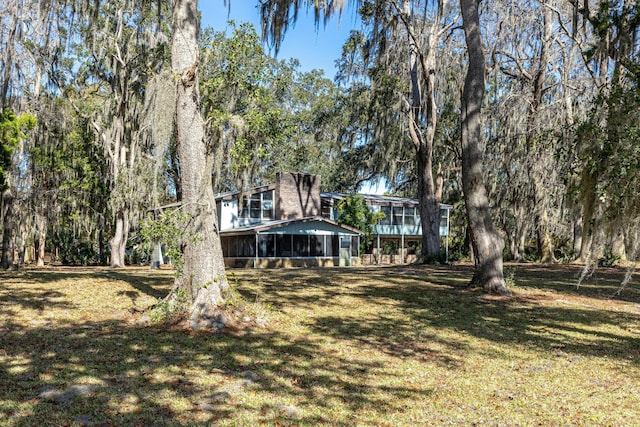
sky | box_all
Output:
[199,2,358,79]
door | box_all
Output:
[339,236,351,266]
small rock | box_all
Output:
[215,313,229,326]
[241,316,251,323]
[137,315,151,324]
[39,384,99,404]
[57,384,97,403]
[74,415,94,426]
[241,371,258,383]
[199,402,215,412]
[255,317,267,328]
[191,317,220,330]
[276,404,302,419]
[226,371,258,391]
[210,391,232,402]
[15,374,34,382]
[38,386,63,402]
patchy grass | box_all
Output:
[0,263,639,426]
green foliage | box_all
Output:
[446,201,470,262]
[0,108,36,190]
[200,23,286,189]
[49,230,100,265]
[149,288,190,323]
[139,209,191,275]
[200,22,350,191]
[335,194,385,252]
[598,248,621,267]
[503,266,517,287]
[381,240,399,255]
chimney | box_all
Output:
[275,172,321,220]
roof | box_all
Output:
[219,216,363,236]
[321,192,453,209]
[215,184,277,201]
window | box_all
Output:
[351,236,359,256]
[250,195,261,219]
[237,236,255,257]
[321,200,333,219]
[310,235,324,256]
[340,237,351,249]
[380,206,391,225]
[293,235,310,257]
[221,236,234,257]
[262,191,273,219]
[404,207,417,225]
[393,207,403,225]
[276,234,292,257]
[326,235,335,257]
[239,190,275,221]
[258,235,275,257]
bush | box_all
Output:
[598,248,621,267]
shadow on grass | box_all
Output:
[1,264,638,425]
[236,264,640,366]
[0,267,170,300]
[0,317,430,426]
[0,287,75,318]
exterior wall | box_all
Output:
[276,172,321,220]
[360,253,419,265]
[219,198,239,231]
[224,256,361,268]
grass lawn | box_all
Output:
[1,263,639,426]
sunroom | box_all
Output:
[219,217,362,268]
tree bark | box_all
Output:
[109,210,127,267]
[577,168,597,262]
[0,189,14,269]
[172,0,228,326]
[34,215,46,267]
[403,0,443,262]
[460,0,509,294]
[528,2,555,263]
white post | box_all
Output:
[254,234,258,268]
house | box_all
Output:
[321,192,453,264]
[215,172,453,267]
[216,172,362,268]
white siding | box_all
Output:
[219,198,239,230]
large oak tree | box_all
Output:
[171,0,229,325]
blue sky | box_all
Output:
[199,2,358,78]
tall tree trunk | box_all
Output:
[460,0,509,294]
[1,189,14,268]
[403,0,442,262]
[536,210,555,263]
[0,10,19,109]
[109,209,127,267]
[611,221,627,262]
[172,0,228,326]
[577,160,598,262]
[34,213,47,267]
[528,1,555,263]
